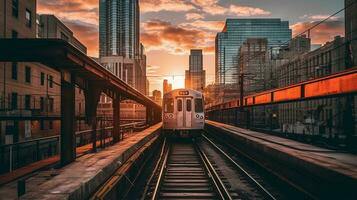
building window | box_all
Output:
[25,66,31,83]
[40,97,45,112]
[12,30,18,38]
[48,98,54,112]
[11,62,17,80]
[40,72,45,85]
[11,92,18,109]
[25,9,32,28]
[195,99,203,113]
[49,75,53,88]
[25,95,31,110]
[12,0,19,18]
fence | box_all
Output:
[0,122,146,175]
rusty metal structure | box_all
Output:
[0,39,162,166]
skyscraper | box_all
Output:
[99,0,146,93]
[185,49,206,91]
[215,19,292,85]
[189,49,203,72]
[163,79,172,94]
[99,0,140,58]
[98,0,146,121]
[239,38,268,95]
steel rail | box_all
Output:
[195,142,233,200]
[202,134,277,200]
[140,138,167,200]
[151,141,170,200]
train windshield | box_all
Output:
[187,99,192,112]
[177,99,183,112]
[164,98,174,113]
[195,98,203,113]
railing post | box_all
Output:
[80,132,83,146]
[36,140,40,161]
[0,146,4,173]
[113,96,121,143]
[9,145,13,172]
[91,118,97,152]
[100,119,104,148]
[16,143,19,170]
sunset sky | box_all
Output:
[37,0,345,93]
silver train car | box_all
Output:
[162,89,204,137]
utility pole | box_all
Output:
[238,55,249,128]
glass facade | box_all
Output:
[99,0,140,58]
[189,49,203,72]
[215,19,292,84]
[186,49,206,91]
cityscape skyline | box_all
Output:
[0,1,356,198]
[37,0,345,92]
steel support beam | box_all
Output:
[85,82,102,152]
[60,71,76,166]
[113,95,121,143]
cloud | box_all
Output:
[140,0,194,13]
[147,65,161,74]
[37,0,98,25]
[141,20,215,54]
[38,0,99,56]
[191,0,218,7]
[142,20,172,31]
[181,20,225,31]
[300,14,339,21]
[229,5,271,16]
[60,19,99,56]
[291,20,344,44]
[191,0,270,16]
[141,32,162,46]
[185,13,204,20]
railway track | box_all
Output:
[201,134,277,200]
[140,130,317,200]
[201,131,315,200]
[144,141,234,200]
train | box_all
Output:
[162,89,205,137]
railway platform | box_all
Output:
[205,120,357,198]
[0,123,161,200]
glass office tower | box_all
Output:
[99,0,140,58]
[215,19,292,84]
[189,49,203,72]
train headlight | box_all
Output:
[200,116,204,119]
[196,114,199,118]
[169,114,173,119]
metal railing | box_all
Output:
[0,122,146,175]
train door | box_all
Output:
[185,98,192,128]
[177,98,184,128]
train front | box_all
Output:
[162,89,204,137]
